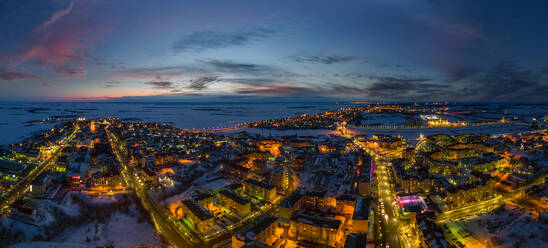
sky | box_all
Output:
[1,0,547,102]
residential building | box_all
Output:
[219,189,251,216]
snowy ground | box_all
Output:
[50,211,162,248]
[2,102,545,145]
[350,123,532,140]
[359,113,409,126]
[12,211,162,248]
[223,123,533,140]
[459,204,547,247]
[0,102,354,144]
[3,192,163,248]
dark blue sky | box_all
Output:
[0,0,547,101]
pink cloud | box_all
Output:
[2,2,111,80]
[34,2,74,33]
[42,83,56,88]
[0,66,41,81]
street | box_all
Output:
[106,126,200,247]
[0,125,79,213]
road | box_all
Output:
[375,158,406,248]
[105,126,200,247]
[0,125,79,213]
[353,139,406,248]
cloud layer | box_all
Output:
[0,67,40,81]
[171,28,274,53]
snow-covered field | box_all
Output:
[12,211,162,248]
[1,102,546,144]
[222,123,533,141]
[359,113,408,126]
[0,102,354,144]
[350,123,533,140]
[459,204,547,247]
[50,211,162,248]
[2,192,162,248]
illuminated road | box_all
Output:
[375,158,406,248]
[0,125,79,213]
[106,126,199,247]
[353,139,406,248]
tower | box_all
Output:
[90,120,96,133]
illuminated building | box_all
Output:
[240,152,268,172]
[232,215,278,248]
[90,120,96,133]
[318,144,336,153]
[153,152,177,167]
[224,163,251,180]
[414,213,453,248]
[226,182,244,195]
[30,174,51,195]
[68,174,82,184]
[181,199,214,233]
[289,212,342,247]
[401,175,435,193]
[351,197,370,234]
[358,164,371,196]
[459,153,508,172]
[282,166,298,194]
[304,190,328,210]
[244,178,276,202]
[420,114,462,128]
[219,189,251,216]
[336,194,356,216]
[396,193,427,218]
[278,190,304,225]
[192,191,214,211]
[141,166,158,185]
[271,165,298,196]
[431,148,478,161]
[444,172,495,210]
[0,159,31,177]
[258,140,281,157]
[90,172,123,188]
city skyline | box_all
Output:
[1,0,548,101]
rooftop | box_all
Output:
[182,199,213,221]
[336,194,356,202]
[353,197,371,220]
[226,182,243,191]
[0,159,30,174]
[279,190,303,208]
[291,212,341,230]
[235,214,277,242]
[245,178,275,190]
[31,173,51,185]
[192,191,213,202]
[220,189,250,205]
